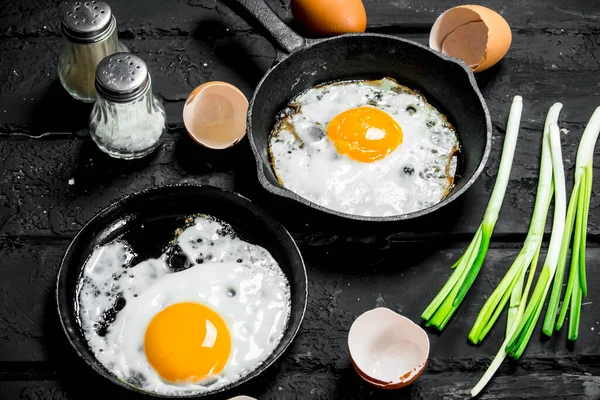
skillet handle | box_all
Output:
[220,0,305,54]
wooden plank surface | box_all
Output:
[1,0,599,398]
[1,237,600,398]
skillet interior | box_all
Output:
[56,185,307,398]
[248,34,491,222]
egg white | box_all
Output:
[269,77,460,217]
[77,216,291,395]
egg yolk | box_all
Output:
[144,302,231,383]
[327,106,403,162]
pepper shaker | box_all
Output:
[89,53,167,159]
[58,1,127,102]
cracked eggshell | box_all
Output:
[183,81,249,149]
[348,308,429,389]
[429,5,511,72]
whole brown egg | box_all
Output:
[291,0,367,36]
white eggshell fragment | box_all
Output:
[430,5,512,72]
[348,308,430,389]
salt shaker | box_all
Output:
[89,53,167,159]
[58,1,127,102]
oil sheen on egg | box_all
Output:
[77,216,291,395]
[269,77,460,216]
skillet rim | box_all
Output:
[247,32,493,222]
[55,183,308,398]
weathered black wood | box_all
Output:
[0,36,599,238]
[1,0,598,36]
[1,237,600,398]
[1,0,600,398]
[1,372,600,399]
[1,128,599,240]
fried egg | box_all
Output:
[269,77,460,216]
[77,216,291,395]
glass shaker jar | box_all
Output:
[58,1,127,102]
[89,53,167,159]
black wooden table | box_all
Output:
[1,0,599,399]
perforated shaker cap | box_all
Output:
[61,1,115,44]
[95,53,151,103]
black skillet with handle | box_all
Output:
[222,0,492,222]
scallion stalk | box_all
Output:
[468,103,562,345]
[470,237,537,397]
[471,115,567,397]
[505,123,567,359]
[544,106,600,340]
[421,96,523,330]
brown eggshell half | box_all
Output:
[348,308,429,389]
[429,5,512,72]
[183,81,249,149]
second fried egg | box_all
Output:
[269,77,460,217]
[77,216,291,395]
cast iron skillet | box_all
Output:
[222,0,492,222]
[56,185,307,398]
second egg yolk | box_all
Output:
[327,107,403,163]
[144,302,231,384]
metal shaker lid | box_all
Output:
[61,1,115,44]
[95,53,151,103]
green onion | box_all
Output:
[471,113,566,397]
[468,103,562,345]
[421,96,523,330]
[507,239,542,336]
[505,123,567,359]
[544,106,600,340]
[470,235,537,397]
